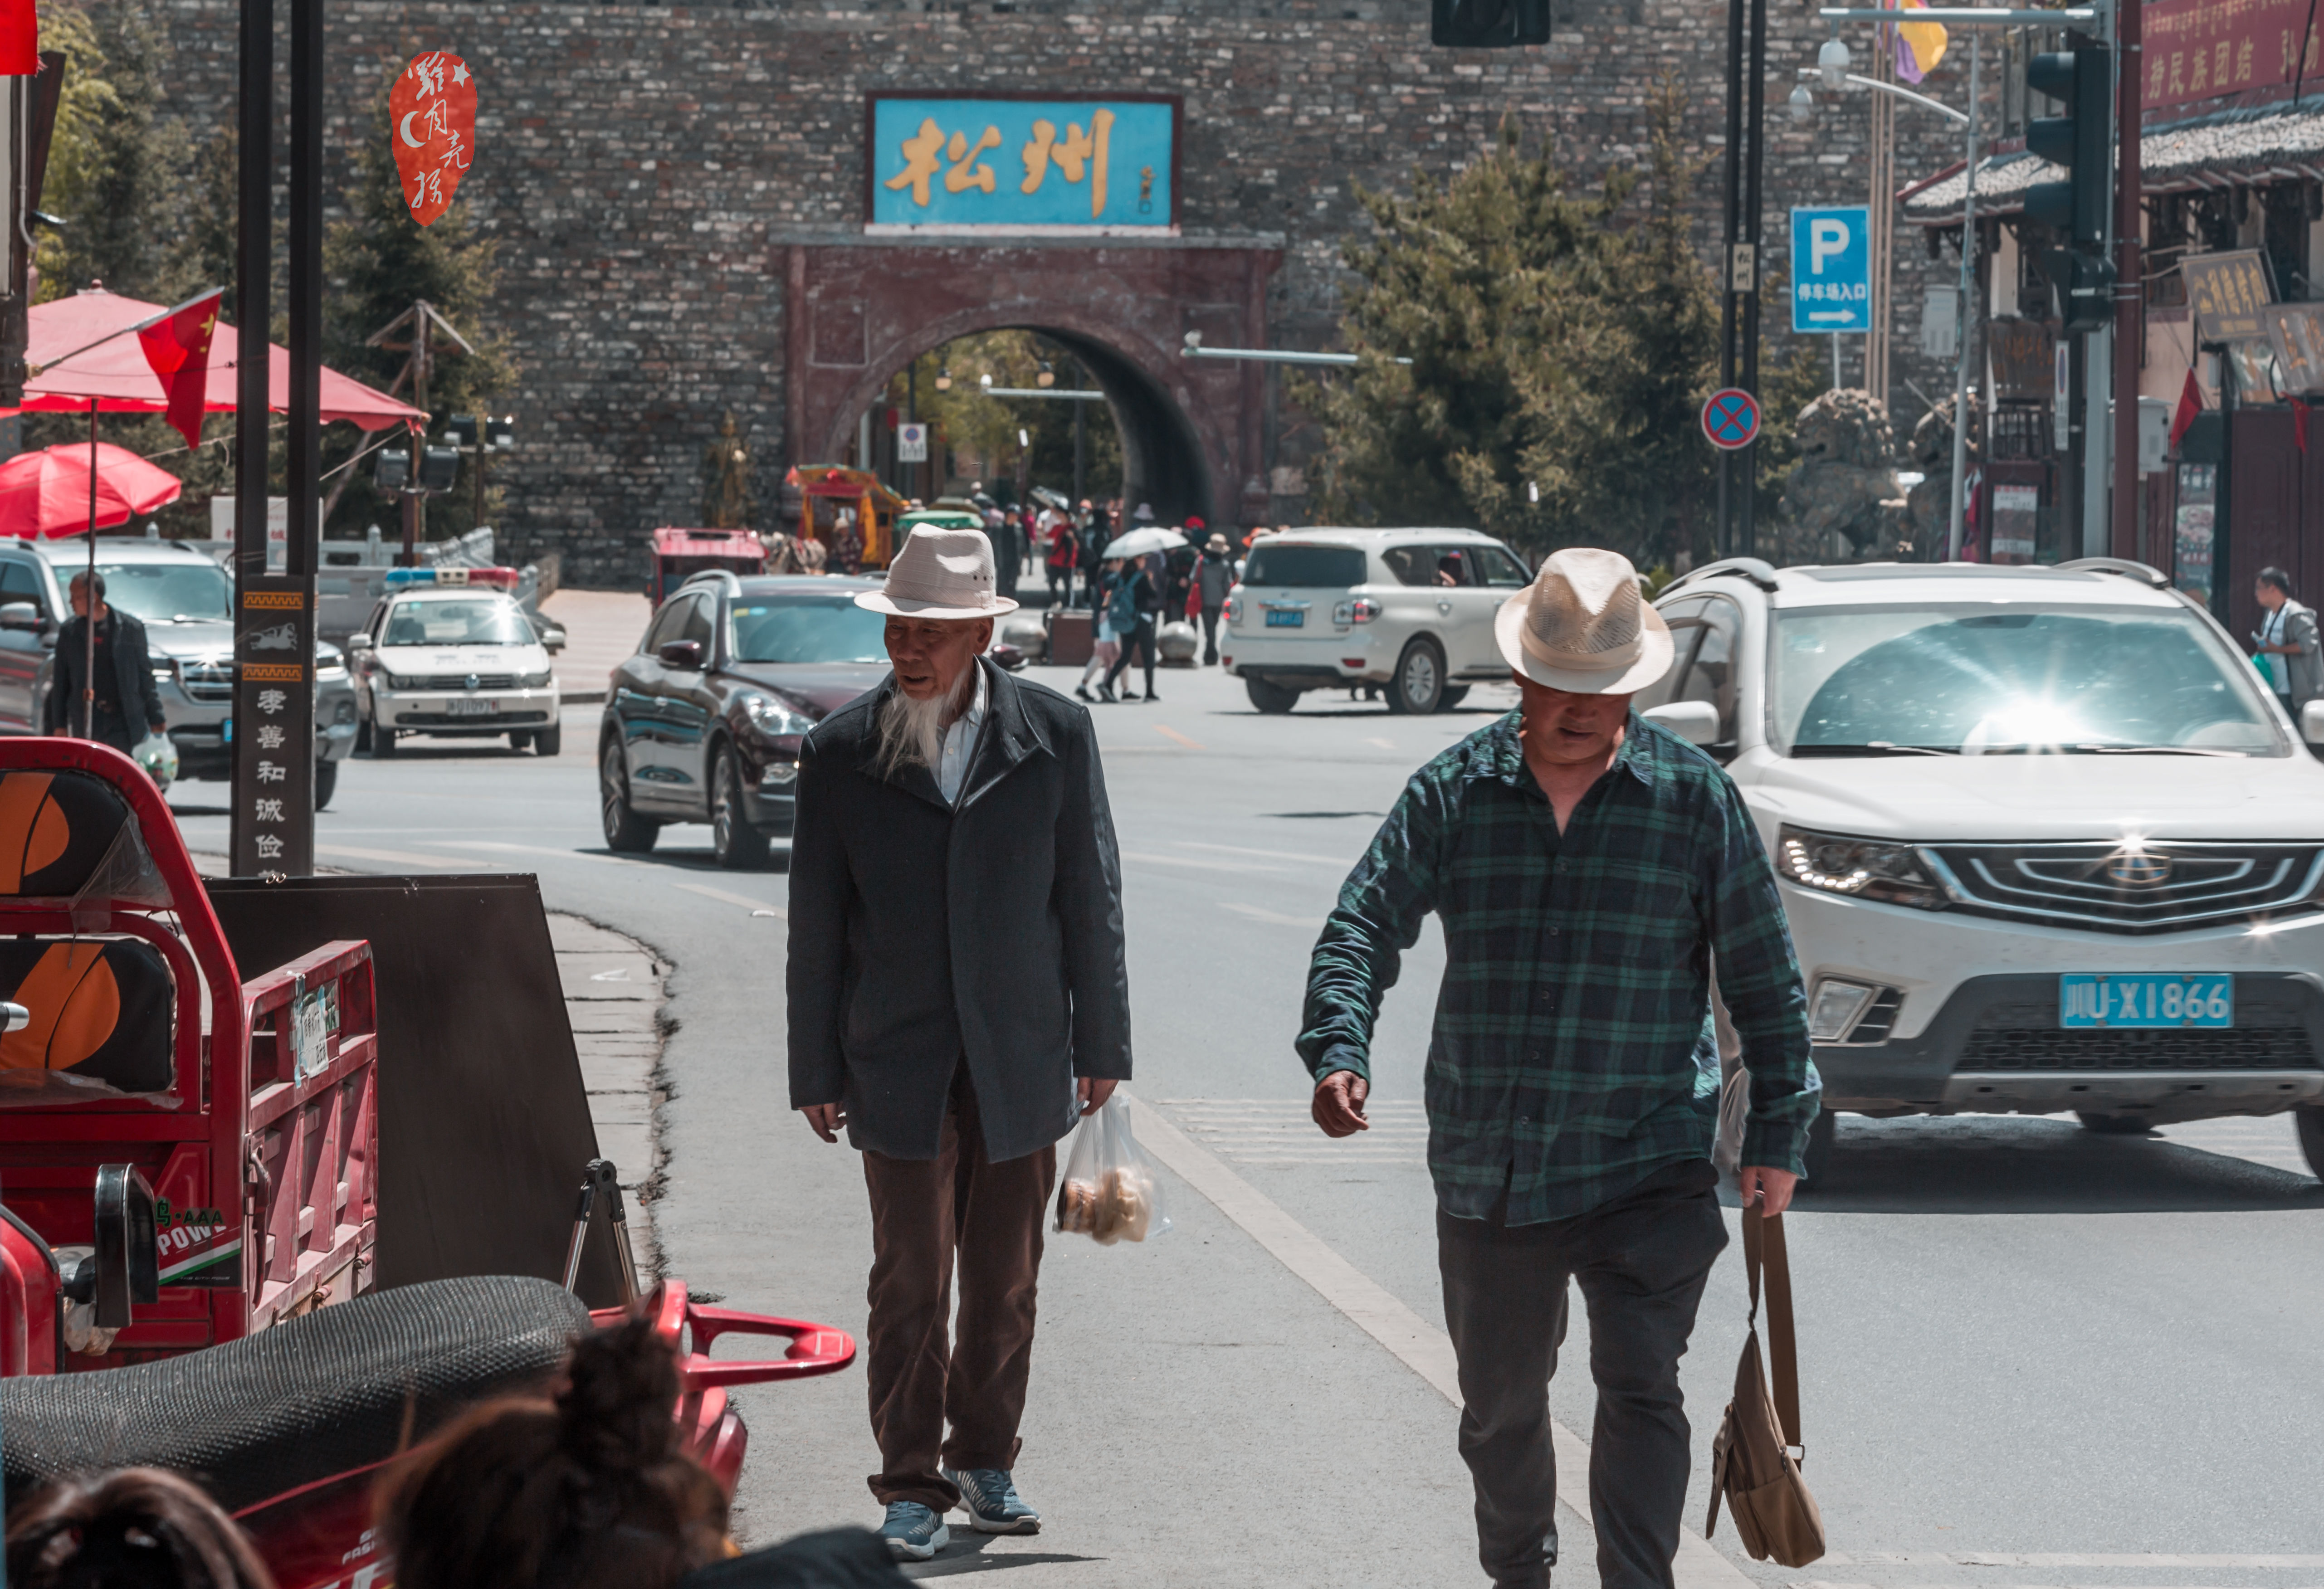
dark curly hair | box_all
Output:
[6,1467,274,1589]
[375,1313,730,1589]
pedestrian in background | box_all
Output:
[47,571,166,754]
[1101,553,1159,703]
[1299,548,1817,1589]
[1076,557,1125,703]
[788,525,1131,1563]
[1075,504,1110,609]
[2252,567,2321,722]
[1195,531,1235,665]
[1046,517,1079,609]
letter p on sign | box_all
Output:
[1810,218,1850,273]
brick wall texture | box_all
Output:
[155,0,1973,586]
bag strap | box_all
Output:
[1743,1209,1803,1452]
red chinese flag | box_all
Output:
[2169,366,2204,450]
[0,0,36,76]
[390,53,477,226]
[135,289,223,452]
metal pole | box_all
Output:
[1867,39,1897,406]
[81,400,95,740]
[278,0,320,876]
[2110,0,2143,560]
[1948,33,1982,561]
[228,0,270,873]
[1074,395,1086,505]
[1738,0,1768,556]
[1717,0,1745,556]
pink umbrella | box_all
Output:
[0,442,185,539]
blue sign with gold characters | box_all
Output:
[866,93,1178,232]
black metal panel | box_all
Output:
[205,873,628,1306]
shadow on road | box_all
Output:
[1776,1114,2324,1214]
[575,846,792,876]
[902,1540,1103,1579]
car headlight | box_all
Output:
[737,691,810,741]
[379,668,410,691]
[521,669,552,688]
[1774,825,1947,910]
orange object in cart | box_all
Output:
[0,737,378,1370]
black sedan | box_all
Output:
[597,573,892,867]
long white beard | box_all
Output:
[873,672,969,780]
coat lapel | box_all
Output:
[957,660,1048,812]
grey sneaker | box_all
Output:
[878,1500,950,1560]
[944,1467,1041,1534]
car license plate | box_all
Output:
[1265,609,1304,629]
[2059,973,2232,1028]
[447,699,498,717]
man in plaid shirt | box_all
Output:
[1299,548,1818,1589]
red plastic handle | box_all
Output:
[679,1302,857,1390]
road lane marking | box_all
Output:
[1364,736,1397,749]
[1181,841,1356,867]
[1130,1092,1754,1589]
[1153,724,1205,750]
[1121,850,1285,874]
[316,843,496,870]
[1219,902,1327,929]
[424,840,652,868]
[1821,1556,2324,1569]
[671,882,785,916]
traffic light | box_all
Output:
[2025,44,2115,331]
[1431,0,1550,48]
[2024,46,2111,249]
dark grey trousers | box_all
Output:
[1437,1160,1728,1589]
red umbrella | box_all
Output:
[0,443,184,539]
[21,288,423,429]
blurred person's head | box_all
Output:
[2258,567,2295,609]
[67,571,108,622]
[7,1467,274,1589]
[376,1315,729,1589]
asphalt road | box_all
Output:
[167,659,2324,1589]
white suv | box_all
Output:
[1221,528,1530,713]
[1640,556,2324,1183]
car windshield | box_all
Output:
[730,596,890,664]
[97,561,230,624]
[1244,545,1366,587]
[383,597,533,647]
[1772,604,2283,756]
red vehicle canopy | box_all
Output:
[647,527,768,604]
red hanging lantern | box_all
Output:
[389,52,476,227]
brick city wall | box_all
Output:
[155,0,1970,586]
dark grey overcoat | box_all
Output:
[785,658,1131,1162]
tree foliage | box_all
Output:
[890,331,1123,501]
[1303,84,1735,566]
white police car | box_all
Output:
[348,569,561,756]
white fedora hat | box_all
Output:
[1493,547,1674,695]
[853,525,1020,619]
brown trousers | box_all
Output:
[861,1067,1056,1510]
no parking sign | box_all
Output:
[1701,388,1761,452]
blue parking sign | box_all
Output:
[1790,205,1871,335]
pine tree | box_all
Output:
[321,99,516,539]
[1300,83,1726,566]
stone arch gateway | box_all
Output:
[782,239,1279,530]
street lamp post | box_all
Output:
[1946,32,1981,561]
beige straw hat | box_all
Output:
[853,525,1020,619]
[1492,547,1674,694]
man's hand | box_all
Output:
[1737,1164,1798,1217]
[1078,1077,1119,1116]
[799,1102,846,1143]
[1312,1069,1369,1137]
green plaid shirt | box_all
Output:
[1298,711,1818,1224]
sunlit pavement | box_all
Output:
[168,653,2324,1588]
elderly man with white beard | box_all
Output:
[786,525,1132,1563]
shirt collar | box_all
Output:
[1479,707,1662,792]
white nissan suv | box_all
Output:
[1640,556,2324,1183]
[1221,528,1531,713]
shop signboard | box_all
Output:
[2144,0,2324,118]
[2175,463,2217,610]
[2182,249,2275,344]
[865,93,1179,233]
[1988,317,2057,403]
[2264,303,2324,394]
[1991,482,2041,564]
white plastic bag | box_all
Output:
[133,732,178,789]
[1054,1093,1171,1244]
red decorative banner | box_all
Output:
[2143,0,2318,121]
[389,52,475,226]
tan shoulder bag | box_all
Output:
[1706,1209,1826,1568]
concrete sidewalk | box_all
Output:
[542,589,650,705]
